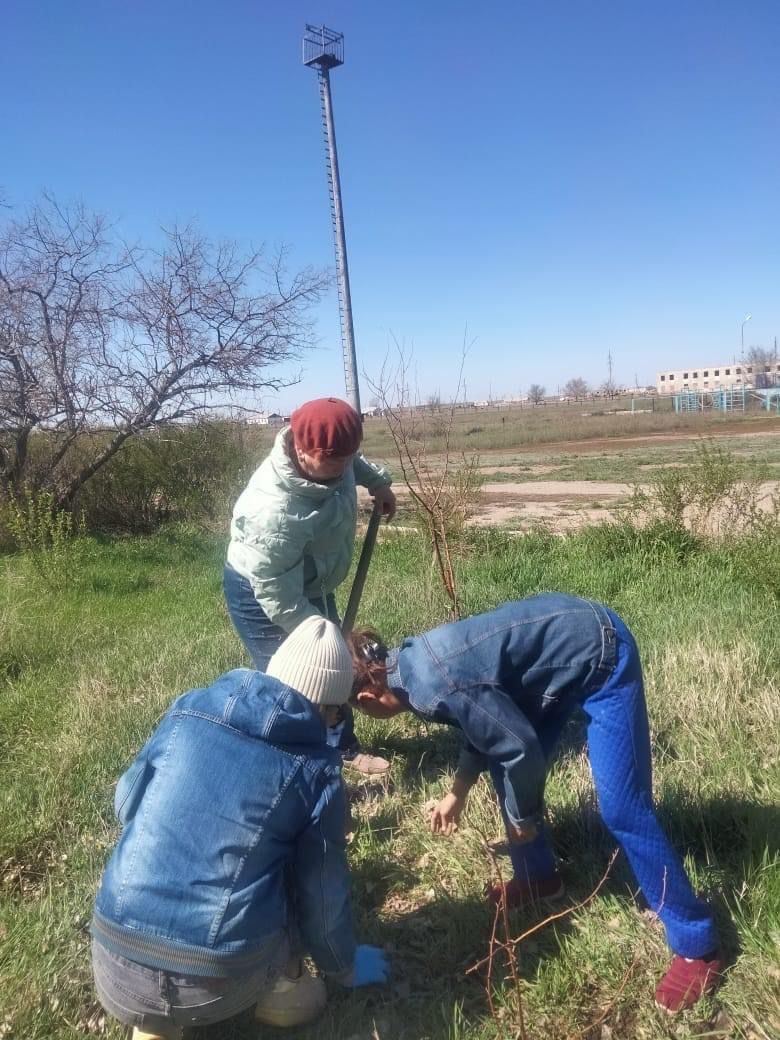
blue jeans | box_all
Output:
[493,610,718,959]
[223,563,358,754]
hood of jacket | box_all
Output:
[177,667,336,752]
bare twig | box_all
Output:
[471,825,528,1040]
[466,848,620,976]
[571,950,642,1039]
[366,332,481,619]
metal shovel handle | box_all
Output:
[342,504,382,635]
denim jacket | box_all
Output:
[92,670,355,978]
[391,593,618,825]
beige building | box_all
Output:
[656,360,780,394]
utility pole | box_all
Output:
[303,25,361,412]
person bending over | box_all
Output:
[348,593,722,1013]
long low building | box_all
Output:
[656,360,780,394]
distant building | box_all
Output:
[248,412,286,425]
[656,361,780,395]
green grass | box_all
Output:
[1,523,779,1039]
[359,398,779,462]
[475,433,780,486]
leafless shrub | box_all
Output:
[367,337,481,619]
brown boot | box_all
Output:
[342,751,390,776]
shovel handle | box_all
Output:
[342,504,382,635]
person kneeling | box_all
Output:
[348,594,722,1014]
[91,617,389,1040]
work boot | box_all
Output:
[254,964,327,1027]
[342,750,390,777]
[655,952,723,1012]
[487,874,565,910]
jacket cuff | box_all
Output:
[504,801,545,828]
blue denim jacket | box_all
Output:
[391,593,618,825]
[92,669,355,978]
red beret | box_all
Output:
[290,397,363,457]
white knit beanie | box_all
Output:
[267,616,354,706]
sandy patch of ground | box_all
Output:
[468,501,619,531]
[362,480,633,532]
[362,477,778,534]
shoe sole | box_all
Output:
[342,762,391,778]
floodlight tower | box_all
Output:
[303,24,361,413]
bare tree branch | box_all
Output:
[0,196,330,506]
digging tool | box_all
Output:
[342,503,382,635]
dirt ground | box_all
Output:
[360,424,780,533]
[472,481,631,529]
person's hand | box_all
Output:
[371,485,396,521]
[507,819,539,845]
[430,791,465,836]
[350,945,390,987]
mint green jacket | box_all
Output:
[226,427,391,632]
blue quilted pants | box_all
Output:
[497,609,718,959]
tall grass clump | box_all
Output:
[3,486,89,591]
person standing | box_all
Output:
[224,397,395,775]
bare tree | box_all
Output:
[563,377,589,401]
[0,195,329,506]
[527,383,546,405]
[747,346,779,389]
[0,195,129,491]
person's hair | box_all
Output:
[346,627,390,702]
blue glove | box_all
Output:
[351,944,390,987]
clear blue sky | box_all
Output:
[3,1,779,409]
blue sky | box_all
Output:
[3,1,779,410]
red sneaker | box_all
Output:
[487,874,565,910]
[655,953,723,1012]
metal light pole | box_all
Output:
[741,314,752,361]
[303,25,361,413]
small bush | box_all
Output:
[74,422,255,533]
[4,487,88,591]
[628,439,773,537]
